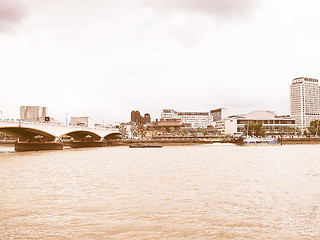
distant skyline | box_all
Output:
[1,0,320,124]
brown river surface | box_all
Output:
[0,144,320,239]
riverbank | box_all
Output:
[110,137,320,146]
[281,137,320,144]
[2,137,320,148]
[0,140,16,145]
[108,138,237,146]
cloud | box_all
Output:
[0,0,27,32]
[143,0,263,21]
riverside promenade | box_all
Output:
[109,137,320,146]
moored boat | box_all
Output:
[238,137,280,146]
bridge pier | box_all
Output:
[15,137,63,152]
[15,142,63,152]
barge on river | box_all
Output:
[238,137,281,146]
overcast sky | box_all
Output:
[1,0,319,124]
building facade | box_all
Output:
[161,109,214,128]
[210,108,228,121]
[215,111,296,135]
[20,106,48,122]
[131,110,151,124]
[146,118,191,131]
[290,77,320,129]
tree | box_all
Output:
[130,125,139,138]
[169,127,176,136]
[244,122,265,137]
[270,126,276,137]
[244,123,254,136]
[309,120,320,136]
[149,127,155,138]
[180,128,188,137]
[138,124,147,138]
[253,123,266,137]
[119,125,128,138]
[294,127,301,136]
[203,128,208,137]
[160,127,166,136]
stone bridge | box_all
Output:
[0,119,121,151]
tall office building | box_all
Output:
[290,77,320,129]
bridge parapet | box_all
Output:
[0,119,119,139]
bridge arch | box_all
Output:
[63,130,102,141]
[0,127,58,142]
[104,132,122,140]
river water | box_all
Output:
[0,144,320,239]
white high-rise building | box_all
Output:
[290,77,320,129]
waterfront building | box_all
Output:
[20,106,49,122]
[215,110,296,135]
[161,109,221,128]
[210,108,228,121]
[290,77,320,130]
[146,118,191,132]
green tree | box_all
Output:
[309,120,320,136]
[203,128,208,137]
[253,123,266,137]
[168,127,176,136]
[138,124,147,138]
[244,123,254,136]
[130,125,139,138]
[160,127,166,136]
[119,125,128,138]
[180,128,188,137]
[244,122,265,137]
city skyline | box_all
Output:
[1,0,320,123]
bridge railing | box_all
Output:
[0,119,118,131]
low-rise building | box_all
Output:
[215,110,296,136]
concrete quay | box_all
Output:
[281,137,320,144]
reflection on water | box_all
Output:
[1,145,320,239]
[0,145,14,153]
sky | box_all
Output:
[1,0,320,125]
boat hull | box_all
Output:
[129,144,162,148]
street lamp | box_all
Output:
[65,113,68,126]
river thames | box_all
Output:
[1,144,320,239]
